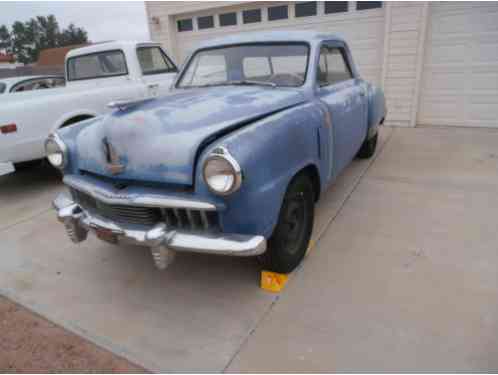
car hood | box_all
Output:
[75,86,306,186]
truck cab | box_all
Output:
[0,41,178,174]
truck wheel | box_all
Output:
[356,132,378,159]
[259,173,314,274]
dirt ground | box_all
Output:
[0,295,145,373]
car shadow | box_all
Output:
[0,162,63,230]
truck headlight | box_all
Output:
[45,134,68,169]
[203,147,242,196]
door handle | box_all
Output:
[359,91,366,97]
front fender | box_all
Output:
[195,102,327,238]
[56,116,103,174]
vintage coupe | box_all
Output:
[49,31,386,273]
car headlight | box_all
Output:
[203,147,242,196]
[45,133,68,169]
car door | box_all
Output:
[137,46,178,97]
[316,43,368,178]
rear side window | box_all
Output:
[10,77,65,93]
[67,50,127,81]
[243,57,271,79]
[137,47,177,75]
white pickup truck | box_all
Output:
[0,41,178,175]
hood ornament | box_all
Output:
[102,137,125,175]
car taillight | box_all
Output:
[0,124,17,134]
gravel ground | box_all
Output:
[0,295,146,373]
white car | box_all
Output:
[0,41,178,175]
[0,75,65,95]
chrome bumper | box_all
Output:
[53,192,266,257]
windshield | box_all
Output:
[0,83,5,94]
[177,43,309,88]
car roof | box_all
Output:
[197,30,346,49]
[65,40,160,59]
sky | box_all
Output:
[0,2,150,43]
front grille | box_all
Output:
[71,189,219,231]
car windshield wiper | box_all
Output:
[225,80,277,88]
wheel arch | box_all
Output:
[291,163,321,203]
[195,102,326,238]
[51,110,99,132]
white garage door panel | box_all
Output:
[418,3,498,127]
[174,4,384,86]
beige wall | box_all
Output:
[381,2,429,127]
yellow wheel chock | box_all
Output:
[260,239,317,292]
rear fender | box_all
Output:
[366,83,386,139]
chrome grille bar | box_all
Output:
[71,188,220,232]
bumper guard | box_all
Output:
[53,192,266,269]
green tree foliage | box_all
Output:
[0,15,89,64]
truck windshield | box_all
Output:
[177,43,309,88]
[67,50,127,81]
[0,83,5,94]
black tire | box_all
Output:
[259,173,314,273]
[13,159,43,171]
[356,132,378,159]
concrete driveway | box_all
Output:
[1,126,497,372]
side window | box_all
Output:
[317,47,352,86]
[137,47,177,75]
[243,57,271,79]
[317,47,328,86]
[67,50,127,81]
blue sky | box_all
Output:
[0,2,150,42]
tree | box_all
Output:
[58,23,88,46]
[0,15,89,64]
[0,25,11,51]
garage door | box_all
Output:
[173,1,385,85]
[418,3,498,127]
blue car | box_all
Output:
[48,31,386,273]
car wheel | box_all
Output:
[13,159,43,171]
[259,172,314,273]
[356,132,378,159]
